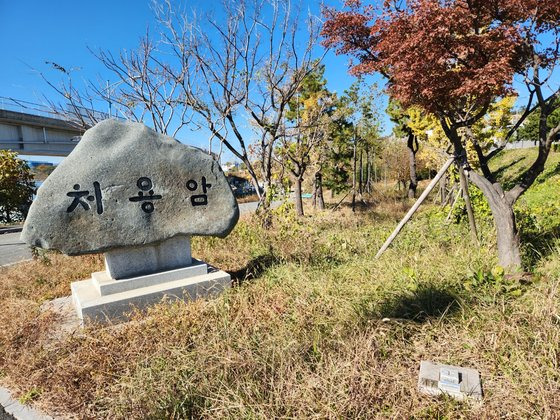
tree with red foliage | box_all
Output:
[323,0,560,270]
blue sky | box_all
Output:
[2,1,557,165]
[0,0,155,101]
[0,0,386,164]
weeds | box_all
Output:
[0,151,558,418]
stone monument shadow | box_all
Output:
[230,254,277,286]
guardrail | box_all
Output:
[0,96,62,119]
[0,96,112,124]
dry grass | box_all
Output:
[0,253,103,303]
[0,159,559,418]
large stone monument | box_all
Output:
[22,119,239,323]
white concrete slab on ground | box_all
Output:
[93,259,207,296]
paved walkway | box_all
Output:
[0,386,51,419]
[238,200,282,215]
[0,232,31,267]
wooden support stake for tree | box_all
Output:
[458,165,479,243]
[434,170,448,204]
[445,186,462,222]
[439,170,449,205]
[375,157,455,259]
[442,185,455,207]
[332,191,350,212]
[366,146,372,193]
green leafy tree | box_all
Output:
[0,151,35,223]
[340,80,382,210]
[315,81,381,203]
[322,102,354,196]
[281,64,333,216]
[355,84,383,196]
[518,99,560,144]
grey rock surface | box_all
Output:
[22,119,238,255]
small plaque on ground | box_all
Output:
[418,361,482,401]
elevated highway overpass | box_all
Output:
[0,108,85,157]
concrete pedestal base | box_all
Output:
[71,259,230,323]
[104,235,192,279]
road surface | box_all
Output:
[238,200,281,215]
[0,231,31,267]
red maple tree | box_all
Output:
[323,0,560,269]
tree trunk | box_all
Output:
[373,151,377,182]
[373,153,379,182]
[352,135,357,212]
[466,170,522,270]
[294,177,304,217]
[441,120,522,271]
[458,164,478,243]
[358,149,363,195]
[256,179,273,229]
[486,194,522,269]
[439,170,448,205]
[258,139,275,214]
[366,147,372,193]
[494,204,522,269]
[315,171,325,210]
[245,160,263,203]
[312,178,317,208]
[258,180,271,211]
[407,132,418,199]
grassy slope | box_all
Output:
[0,150,559,418]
